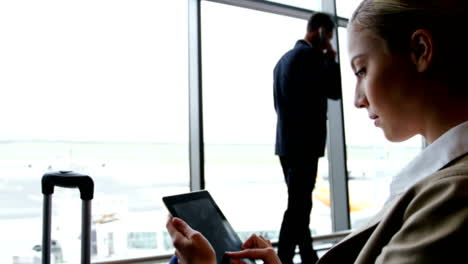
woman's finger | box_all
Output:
[242,234,271,249]
[166,219,185,242]
[242,234,258,249]
[230,259,246,264]
[167,218,195,249]
[226,248,275,259]
[258,235,272,246]
[172,217,197,238]
[227,248,281,264]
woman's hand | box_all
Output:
[242,234,272,249]
[166,216,216,264]
[226,234,282,264]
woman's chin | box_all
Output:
[382,128,415,143]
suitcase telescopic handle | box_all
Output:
[42,171,94,264]
[42,171,94,200]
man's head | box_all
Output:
[307,12,335,33]
[305,12,335,48]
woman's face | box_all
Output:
[347,24,423,142]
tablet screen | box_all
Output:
[163,191,254,264]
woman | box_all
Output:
[167,0,468,263]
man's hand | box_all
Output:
[166,216,216,264]
[324,40,336,60]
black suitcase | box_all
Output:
[41,171,94,264]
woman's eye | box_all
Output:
[355,68,366,77]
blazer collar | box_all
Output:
[295,39,310,48]
[336,195,401,246]
[388,121,468,202]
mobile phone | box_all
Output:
[319,27,327,47]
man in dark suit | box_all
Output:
[273,12,341,264]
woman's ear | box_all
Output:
[410,29,433,72]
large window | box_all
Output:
[337,27,423,228]
[0,1,188,263]
[201,1,332,242]
[335,0,362,19]
[1,1,428,263]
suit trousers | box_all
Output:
[278,155,319,264]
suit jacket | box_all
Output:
[318,154,468,264]
[274,40,341,157]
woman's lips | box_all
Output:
[369,114,379,126]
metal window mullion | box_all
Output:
[206,0,349,25]
[188,0,204,191]
[323,0,351,232]
[206,0,312,19]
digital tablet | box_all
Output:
[163,190,255,264]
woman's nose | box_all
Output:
[354,86,368,109]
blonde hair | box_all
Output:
[350,0,467,91]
